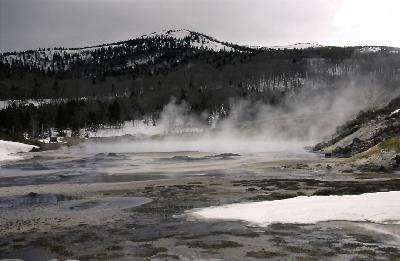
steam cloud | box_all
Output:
[87,75,398,154]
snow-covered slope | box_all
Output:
[147,29,193,40]
[144,29,236,52]
[1,43,125,72]
[0,140,38,163]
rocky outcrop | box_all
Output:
[314,95,400,158]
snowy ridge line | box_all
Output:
[188,191,400,227]
[2,28,400,56]
[2,29,399,72]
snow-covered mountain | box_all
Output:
[1,29,399,73]
[0,29,241,72]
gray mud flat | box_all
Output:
[0,147,400,260]
[58,196,151,213]
[1,176,400,261]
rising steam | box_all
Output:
[87,75,398,154]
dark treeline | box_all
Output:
[2,47,398,102]
[0,99,134,138]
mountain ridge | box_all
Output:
[2,29,399,77]
[0,29,241,55]
[2,29,400,55]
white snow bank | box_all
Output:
[391,109,400,115]
[0,140,38,163]
[189,191,400,226]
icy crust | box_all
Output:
[189,191,400,227]
[0,140,38,163]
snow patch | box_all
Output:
[190,39,234,52]
[189,191,400,226]
[359,46,383,53]
[391,109,400,115]
[147,29,192,40]
[0,140,38,163]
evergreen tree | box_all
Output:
[108,100,121,124]
[55,105,66,132]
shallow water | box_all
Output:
[0,136,320,187]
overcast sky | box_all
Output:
[1,0,399,52]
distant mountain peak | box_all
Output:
[145,29,194,40]
[0,29,240,73]
[140,29,236,52]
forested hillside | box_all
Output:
[1,29,400,139]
